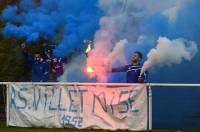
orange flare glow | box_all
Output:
[85,44,91,53]
[87,66,94,73]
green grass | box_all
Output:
[0,122,176,132]
[0,121,136,132]
[0,121,183,132]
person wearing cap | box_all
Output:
[106,51,147,83]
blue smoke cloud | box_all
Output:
[172,1,200,42]
[19,0,36,10]
[141,14,169,38]
[1,0,102,56]
[1,6,18,22]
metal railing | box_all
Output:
[1,82,200,86]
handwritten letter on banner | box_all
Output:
[7,83,148,131]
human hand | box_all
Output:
[52,69,56,73]
[105,66,112,72]
[138,76,144,83]
[21,42,26,49]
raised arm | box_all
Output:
[21,43,33,66]
[41,63,49,82]
[105,65,128,72]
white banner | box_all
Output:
[7,83,148,131]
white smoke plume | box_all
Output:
[59,54,89,82]
[140,37,198,75]
[107,39,128,66]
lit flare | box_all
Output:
[86,66,94,73]
[85,44,91,54]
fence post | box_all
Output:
[6,83,10,127]
[148,85,152,130]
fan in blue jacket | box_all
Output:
[106,51,148,83]
[21,43,49,82]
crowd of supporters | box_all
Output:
[21,42,64,82]
[20,41,147,83]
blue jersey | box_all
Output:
[23,50,49,82]
[111,63,147,83]
[32,61,49,82]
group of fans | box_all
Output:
[21,42,64,82]
[21,41,147,83]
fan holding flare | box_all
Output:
[105,51,148,83]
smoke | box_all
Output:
[107,39,128,65]
[86,0,200,82]
[85,38,128,82]
[1,6,18,22]
[86,0,141,82]
[1,0,101,56]
[1,0,200,82]
[58,54,93,82]
[140,37,198,75]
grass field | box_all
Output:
[0,121,135,132]
[1,121,188,132]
